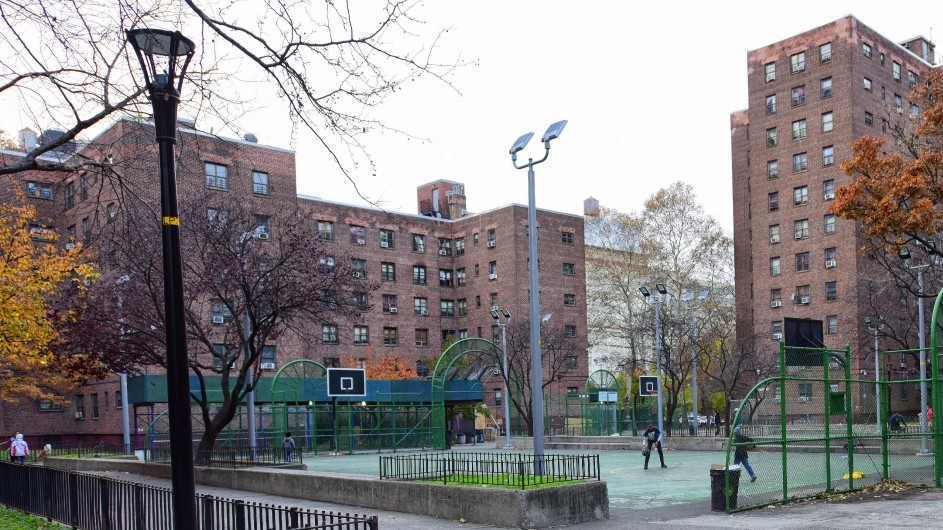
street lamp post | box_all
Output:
[865,316,884,434]
[509,120,567,476]
[127,28,197,530]
[639,283,668,438]
[900,247,931,454]
[114,275,133,454]
[683,290,709,436]
[492,308,513,448]
[239,228,266,456]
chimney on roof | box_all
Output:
[17,129,37,151]
[584,196,600,217]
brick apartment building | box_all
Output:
[0,118,588,445]
[731,16,936,407]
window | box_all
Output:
[792,119,807,140]
[766,127,778,147]
[772,321,783,336]
[255,215,270,235]
[412,265,426,284]
[798,382,814,400]
[822,146,834,166]
[456,268,466,286]
[88,393,99,419]
[383,327,398,346]
[455,237,465,256]
[908,70,918,87]
[457,298,468,317]
[825,247,836,267]
[323,357,340,368]
[381,262,396,282]
[415,329,429,348]
[865,111,874,126]
[911,104,920,119]
[821,77,832,98]
[39,399,62,411]
[75,395,85,419]
[211,299,233,324]
[205,162,228,190]
[791,85,805,106]
[439,269,453,287]
[487,229,496,247]
[64,183,74,209]
[412,234,425,252]
[438,238,452,256]
[826,315,838,335]
[796,284,811,303]
[824,179,835,200]
[260,346,275,369]
[862,43,872,58]
[562,263,575,276]
[880,52,885,65]
[793,152,808,173]
[769,224,780,244]
[893,61,901,81]
[351,258,366,278]
[79,175,89,201]
[494,389,503,407]
[475,295,481,307]
[564,294,576,306]
[26,182,52,199]
[790,52,805,73]
[794,219,809,239]
[382,294,398,313]
[770,257,781,276]
[352,292,368,310]
[820,112,833,133]
[379,229,395,249]
[768,192,780,212]
[793,186,808,205]
[767,160,778,179]
[771,289,782,305]
[863,77,872,91]
[322,324,338,343]
[473,232,479,246]
[765,62,776,82]
[82,217,89,236]
[795,252,810,272]
[319,256,335,275]
[820,42,831,62]
[491,325,500,342]
[488,261,497,278]
[474,264,479,277]
[354,326,369,345]
[320,288,337,309]
[440,299,454,317]
[212,344,236,371]
[67,225,75,241]
[824,214,836,234]
[564,325,577,337]
[28,225,55,242]
[317,221,334,240]
[414,297,428,316]
[349,225,365,245]
[490,293,499,308]
[115,390,122,409]
[561,231,574,244]
[894,94,903,114]
[766,95,776,114]
[826,281,838,302]
[253,171,269,195]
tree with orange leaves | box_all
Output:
[0,190,98,401]
[832,68,943,256]
[343,347,419,380]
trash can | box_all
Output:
[710,465,740,511]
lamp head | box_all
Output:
[541,120,568,143]
[491,309,500,320]
[864,316,873,327]
[501,308,511,319]
[698,290,710,301]
[899,245,912,260]
[655,283,668,295]
[126,28,195,96]
[639,286,651,298]
[509,132,534,156]
[542,313,552,323]
[682,292,694,302]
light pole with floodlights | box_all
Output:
[509,119,567,476]
[898,246,931,454]
[865,316,885,434]
[491,308,513,448]
[683,290,709,435]
[126,27,197,530]
[639,283,668,438]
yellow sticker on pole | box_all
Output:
[162,216,180,226]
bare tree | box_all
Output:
[0,0,461,187]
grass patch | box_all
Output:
[0,506,67,529]
[417,473,585,490]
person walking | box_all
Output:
[733,427,757,482]
[889,412,907,433]
[641,423,666,469]
[713,411,721,436]
[10,433,28,465]
[282,432,295,463]
[8,432,20,463]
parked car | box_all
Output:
[677,412,708,425]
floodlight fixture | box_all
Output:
[899,246,912,260]
[698,290,710,301]
[502,308,511,319]
[682,292,694,302]
[655,283,668,295]
[491,309,500,320]
[542,313,552,323]
[541,120,568,143]
[509,132,535,156]
[639,286,651,298]
[864,316,873,327]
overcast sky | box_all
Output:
[9,2,943,233]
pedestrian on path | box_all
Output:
[889,412,907,433]
[713,411,721,436]
[641,423,666,469]
[8,432,20,463]
[282,432,295,463]
[10,433,28,464]
[733,426,757,482]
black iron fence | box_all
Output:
[379,452,599,490]
[21,443,132,463]
[0,462,377,529]
[147,442,301,468]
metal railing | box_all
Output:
[25,442,132,462]
[0,462,377,529]
[379,452,599,490]
[147,442,302,468]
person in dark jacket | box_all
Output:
[713,411,721,435]
[641,423,666,469]
[733,427,757,482]
[282,432,295,463]
[889,412,907,433]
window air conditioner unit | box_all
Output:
[353,270,364,278]
[439,249,448,256]
[487,240,496,248]
[415,341,427,347]
[212,315,225,324]
[771,300,782,308]
[772,333,783,340]
[380,241,389,248]
[797,396,811,403]
[824,192,835,200]
[75,412,83,419]
[257,232,270,240]
[420,309,428,316]
[356,238,365,245]
[770,235,780,244]
[388,307,398,314]
[825,260,836,268]
[261,362,276,370]
[489,273,497,280]
[800,296,810,304]
[492,368,501,376]
[65,243,76,250]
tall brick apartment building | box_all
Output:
[731,17,936,384]
[0,119,588,445]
